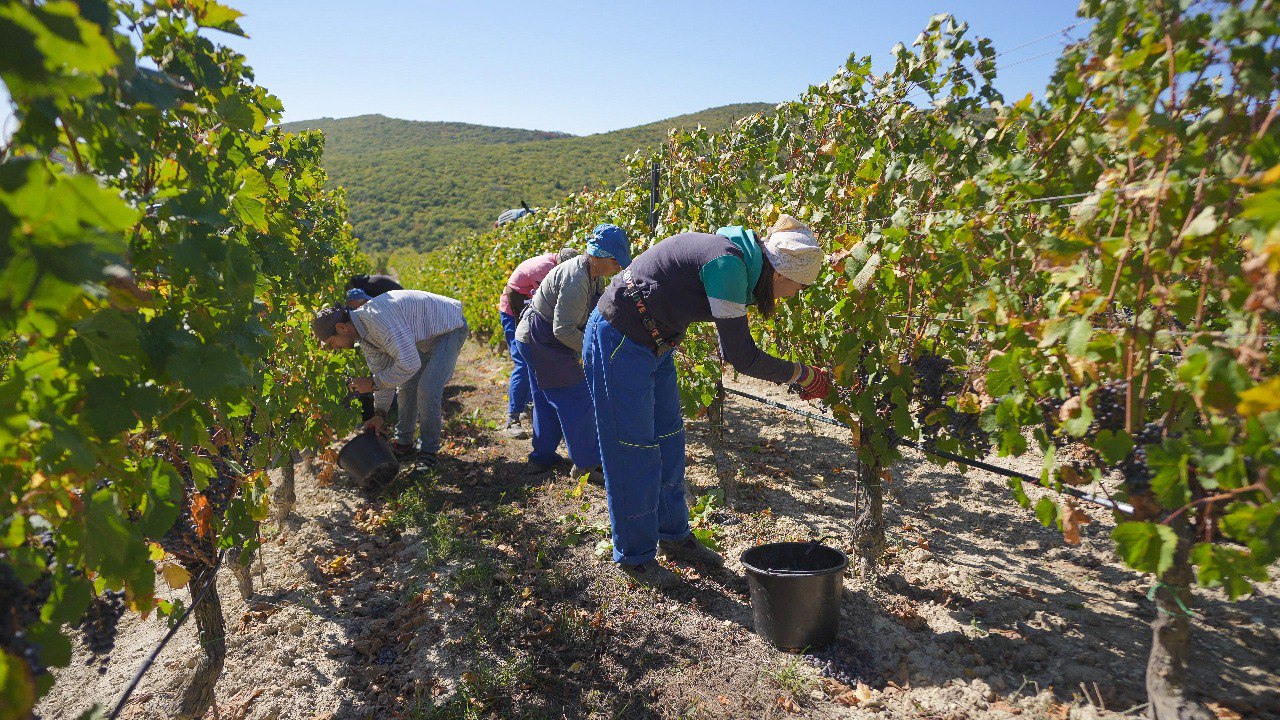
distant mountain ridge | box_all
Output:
[280,114,573,155]
[279,103,773,252]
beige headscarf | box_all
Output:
[763,214,823,285]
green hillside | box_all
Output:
[280,103,773,252]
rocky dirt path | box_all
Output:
[40,343,1280,720]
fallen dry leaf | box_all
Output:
[833,690,860,706]
[1206,702,1244,720]
[990,700,1023,715]
[777,696,801,714]
[1060,498,1093,546]
[854,682,873,703]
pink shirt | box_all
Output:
[498,252,558,316]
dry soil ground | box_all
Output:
[39,342,1280,720]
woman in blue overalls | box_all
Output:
[583,215,831,588]
[515,224,631,478]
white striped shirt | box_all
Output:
[350,290,465,408]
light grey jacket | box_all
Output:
[515,255,608,352]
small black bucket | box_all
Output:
[740,541,848,651]
[337,430,400,489]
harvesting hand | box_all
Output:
[348,376,375,394]
[793,365,831,401]
[362,413,385,434]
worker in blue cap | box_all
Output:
[346,287,373,309]
[514,223,631,480]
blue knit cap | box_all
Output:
[585,223,631,269]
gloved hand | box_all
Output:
[793,365,831,401]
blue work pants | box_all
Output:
[500,311,532,418]
[395,325,467,454]
[514,339,601,470]
[582,310,689,565]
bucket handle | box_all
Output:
[801,535,839,558]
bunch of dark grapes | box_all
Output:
[160,460,214,563]
[911,352,955,435]
[1,558,54,682]
[74,590,126,672]
[1036,395,1064,432]
[911,352,953,408]
[160,506,212,564]
[802,639,875,687]
[1119,446,1152,496]
[1118,422,1163,497]
[1133,421,1162,446]
[205,462,237,515]
[947,409,989,450]
[1089,380,1128,435]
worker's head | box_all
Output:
[555,247,580,264]
[346,287,373,309]
[763,214,821,301]
[312,306,359,350]
[585,223,630,278]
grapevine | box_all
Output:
[1,1,364,717]
[397,3,1280,717]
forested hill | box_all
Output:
[279,103,773,252]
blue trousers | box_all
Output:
[582,310,690,565]
[514,339,602,470]
[394,325,467,454]
[501,311,532,418]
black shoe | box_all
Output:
[658,535,725,567]
[414,453,438,471]
[524,459,557,475]
[617,562,681,589]
[569,465,605,486]
[392,442,418,461]
[522,456,563,474]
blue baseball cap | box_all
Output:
[585,223,631,269]
[346,287,373,303]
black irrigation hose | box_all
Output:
[106,551,227,720]
[721,386,1135,515]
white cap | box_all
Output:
[763,214,822,285]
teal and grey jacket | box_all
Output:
[596,228,797,384]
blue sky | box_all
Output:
[2,1,1087,137]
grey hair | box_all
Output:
[555,247,580,264]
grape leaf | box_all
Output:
[1034,497,1058,528]
[1113,522,1177,576]
[75,310,143,375]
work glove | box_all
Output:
[792,365,831,401]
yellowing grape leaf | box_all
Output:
[1237,377,1280,417]
[161,563,191,589]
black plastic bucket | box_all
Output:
[740,541,848,651]
[337,430,400,489]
